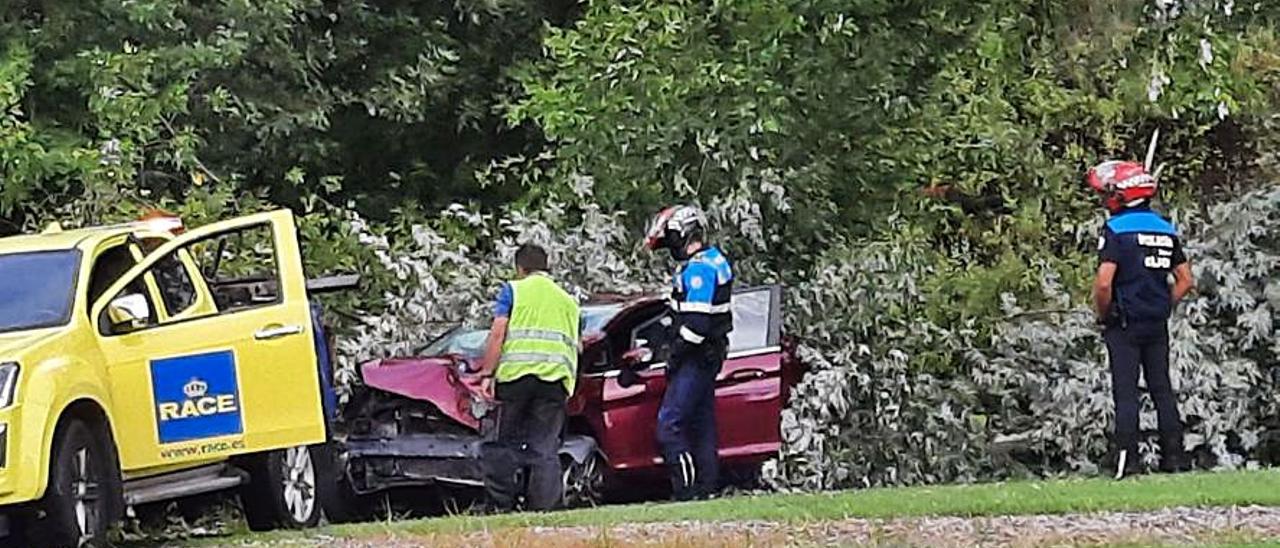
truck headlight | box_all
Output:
[0,363,17,409]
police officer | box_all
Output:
[643,205,734,500]
[1087,160,1195,479]
[475,243,581,511]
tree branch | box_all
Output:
[159,116,225,187]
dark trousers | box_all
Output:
[1104,321,1184,452]
[481,375,566,511]
[656,352,720,500]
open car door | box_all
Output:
[597,285,785,473]
[92,210,324,471]
[713,285,785,461]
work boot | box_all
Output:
[1103,441,1142,480]
[1158,435,1193,474]
[668,451,698,501]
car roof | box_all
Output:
[0,224,156,255]
[583,292,662,307]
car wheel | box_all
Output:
[316,446,372,524]
[723,463,764,491]
[240,445,323,531]
[561,453,605,509]
[25,419,122,548]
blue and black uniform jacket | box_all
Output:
[1098,207,1187,325]
[669,246,734,359]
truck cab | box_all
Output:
[0,210,338,547]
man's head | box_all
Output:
[1086,160,1157,213]
[514,243,549,277]
[643,205,708,261]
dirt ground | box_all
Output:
[233,506,1280,547]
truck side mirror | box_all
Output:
[107,293,151,334]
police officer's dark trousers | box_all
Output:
[482,375,566,511]
[657,349,721,500]
[1104,320,1184,457]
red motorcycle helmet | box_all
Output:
[1086,160,1157,213]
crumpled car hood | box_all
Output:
[360,356,485,430]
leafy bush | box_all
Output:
[776,183,1280,490]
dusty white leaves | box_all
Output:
[1147,68,1170,103]
[772,183,1280,490]
[1199,38,1214,68]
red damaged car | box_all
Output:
[334,285,801,508]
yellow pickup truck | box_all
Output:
[0,210,345,547]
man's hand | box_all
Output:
[480,377,495,401]
[477,316,509,378]
[1093,262,1117,324]
[1171,262,1194,304]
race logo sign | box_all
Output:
[150,350,244,444]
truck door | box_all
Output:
[92,210,323,471]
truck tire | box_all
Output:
[25,419,122,548]
[239,445,324,531]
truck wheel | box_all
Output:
[26,419,122,548]
[561,453,605,508]
[239,445,323,531]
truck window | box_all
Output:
[140,238,197,317]
[187,224,281,312]
[0,250,81,332]
[87,243,153,320]
[99,223,283,334]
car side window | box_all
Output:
[728,287,780,353]
[631,312,673,364]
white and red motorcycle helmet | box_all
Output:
[644,205,707,260]
[1086,160,1158,213]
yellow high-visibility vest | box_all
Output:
[496,273,580,394]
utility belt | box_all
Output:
[671,333,729,366]
[1107,287,1171,329]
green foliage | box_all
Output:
[4,0,1280,492]
[510,0,1280,345]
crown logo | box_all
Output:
[183,378,208,399]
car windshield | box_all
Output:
[0,250,80,333]
[417,327,491,359]
[415,303,627,358]
[581,303,624,334]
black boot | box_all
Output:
[1104,439,1142,480]
[1158,434,1192,473]
[668,451,698,501]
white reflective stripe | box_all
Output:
[507,328,578,349]
[679,326,705,344]
[686,453,696,486]
[678,452,694,488]
[667,298,731,314]
[498,352,576,369]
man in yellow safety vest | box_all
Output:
[475,243,580,511]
